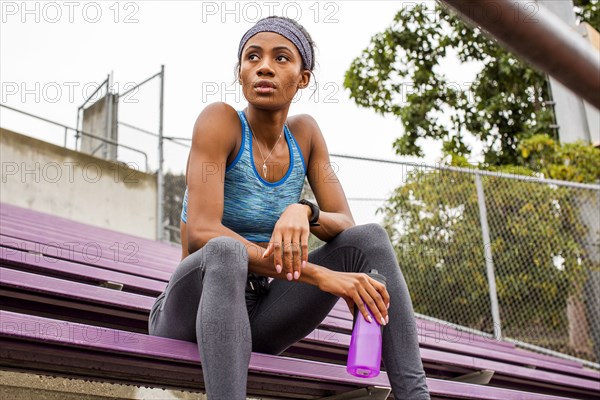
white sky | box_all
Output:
[1,0,483,224]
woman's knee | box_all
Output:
[341,223,391,248]
[202,236,249,280]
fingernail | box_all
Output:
[386,315,389,324]
[302,261,306,269]
[366,315,372,323]
[276,265,282,274]
[293,271,299,280]
[387,303,390,309]
[380,317,386,326]
[287,272,292,281]
[262,250,266,257]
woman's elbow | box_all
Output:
[186,227,209,255]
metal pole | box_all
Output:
[157,65,165,242]
[75,107,80,151]
[103,73,111,159]
[441,0,600,110]
[475,173,502,341]
[106,71,114,160]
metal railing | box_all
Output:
[0,103,150,172]
[441,0,600,109]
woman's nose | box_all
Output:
[256,59,274,75]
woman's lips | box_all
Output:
[255,86,275,94]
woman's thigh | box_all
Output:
[148,248,207,342]
[249,224,384,355]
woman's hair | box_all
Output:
[233,15,318,83]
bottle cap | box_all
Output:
[368,269,387,287]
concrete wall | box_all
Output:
[1,128,157,240]
[0,370,208,400]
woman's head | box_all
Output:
[235,16,317,106]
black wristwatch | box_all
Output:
[298,199,320,226]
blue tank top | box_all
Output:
[180,110,307,242]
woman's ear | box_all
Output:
[298,70,311,89]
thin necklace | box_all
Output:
[246,110,284,179]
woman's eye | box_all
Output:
[277,55,289,61]
[248,54,258,60]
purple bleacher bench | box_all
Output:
[1,203,599,399]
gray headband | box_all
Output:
[238,18,313,71]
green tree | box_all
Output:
[378,140,599,359]
[575,0,600,30]
[345,1,600,361]
[344,1,598,166]
[163,171,186,243]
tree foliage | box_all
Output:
[344,1,599,166]
[346,1,600,358]
[377,140,599,354]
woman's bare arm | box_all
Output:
[185,102,328,285]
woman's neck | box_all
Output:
[245,105,289,147]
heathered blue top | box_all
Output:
[180,110,307,242]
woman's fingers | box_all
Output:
[291,232,301,280]
[301,230,309,270]
[364,278,389,325]
[355,277,389,326]
[271,234,283,274]
[283,233,294,280]
[262,242,272,258]
[271,226,308,281]
[352,289,372,323]
[373,278,391,310]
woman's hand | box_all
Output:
[262,204,310,281]
[318,270,390,326]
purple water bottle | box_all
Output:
[346,269,387,378]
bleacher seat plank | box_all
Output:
[0,311,581,400]
[2,267,598,397]
[2,202,599,399]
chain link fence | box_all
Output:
[377,161,599,366]
[162,150,600,366]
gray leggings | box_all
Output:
[148,223,430,399]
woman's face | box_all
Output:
[239,31,311,108]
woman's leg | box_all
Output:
[250,223,430,400]
[148,236,251,400]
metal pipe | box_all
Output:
[440,0,600,109]
[117,121,190,147]
[157,65,165,242]
[104,73,111,160]
[0,103,149,172]
[328,153,600,190]
[118,71,161,99]
[75,106,80,151]
[475,174,502,341]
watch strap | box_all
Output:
[298,199,320,226]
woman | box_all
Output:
[148,16,430,400]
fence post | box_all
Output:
[475,173,502,341]
[157,65,165,241]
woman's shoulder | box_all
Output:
[191,102,241,150]
[287,113,326,153]
[287,113,321,144]
[288,112,318,130]
[194,102,241,132]
[187,102,241,182]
